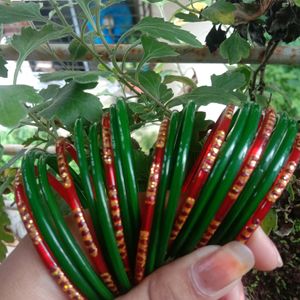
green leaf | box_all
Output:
[0,85,43,127]
[138,71,173,103]
[38,81,102,128]
[202,0,236,25]
[132,17,202,47]
[261,209,278,235]
[39,71,108,84]
[174,12,200,22]
[0,54,8,78]
[167,86,241,107]
[220,32,251,64]
[128,102,148,114]
[294,0,300,7]
[0,3,44,24]
[68,39,88,60]
[39,85,60,100]
[163,75,197,89]
[139,35,179,69]
[211,69,247,91]
[11,24,71,84]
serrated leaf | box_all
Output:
[163,75,197,89]
[139,35,179,69]
[11,25,71,84]
[167,86,240,107]
[39,85,60,100]
[0,54,8,78]
[211,69,246,91]
[38,81,102,128]
[132,17,202,47]
[0,3,44,24]
[220,32,251,64]
[261,209,278,235]
[138,71,173,104]
[39,71,108,84]
[128,102,148,114]
[202,0,236,25]
[68,39,88,60]
[174,12,200,22]
[0,85,43,127]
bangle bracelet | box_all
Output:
[210,113,289,245]
[56,138,117,291]
[198,108,276,246]
[102,113,131,276]
[169,104,235,245]
[22,151,102,300]
[89,123,131,292]
[156,101,196,266]
[146,112,180,274]
[169,102,251,258]
[221,119,297,244]
[135,118,169,283]
[38,156,117,296]
[237,133,300,242]
[15,171,86,300]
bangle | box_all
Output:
[169,102,252,258]
[156,101,196,266]
[102,113,131,276]
[237,133,300,242]
[135,118,169,283]
[210,113,289,245]
[198,108,276,246]
[169,104,235,246]
[15,171,86,300]
[146,112,180,274]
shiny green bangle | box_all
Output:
[156,101,196,266]
[22,151,100,300]
[179,103,262,255]
[210,113,289,245]
[169,102,252,258]
[110,105,135,263]
[115,100,140,241]
[220,118,297,244]
[146,111,181,274]
[89,123,131,292]
[37,155,114,299]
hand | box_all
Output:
[118,227,283,300]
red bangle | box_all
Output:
[135,118,169,283]
[236,133,300,243]
[198,108,276,247]
[14,171,86,300]
[169,105,235,245]
[56,138,118,293]
[102,113,131,275]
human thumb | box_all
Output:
[118,241,255,300]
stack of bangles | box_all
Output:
[15,100,300,299]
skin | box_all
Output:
[0,226,281,300]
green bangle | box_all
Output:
[110,105,135,264]
[89,123,131,292]
[22,151,100,300]
[210,113,289,245]
[220,118,297,243]
[155,101,196,266]
[37,155,113,299]
[115,100,140,241]
[169,102,252,258]
[179,103,262,255]
[146,111,181,274]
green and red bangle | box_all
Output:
[237,133,300,243]
[198,108,277,247]
[15,171,86,300]
[102,113,131,276]
[169,104,235,245]
[134,118,169,283]
[55,138,118,293]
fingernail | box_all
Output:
[276,249,283,268]
[190,241,254,298]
